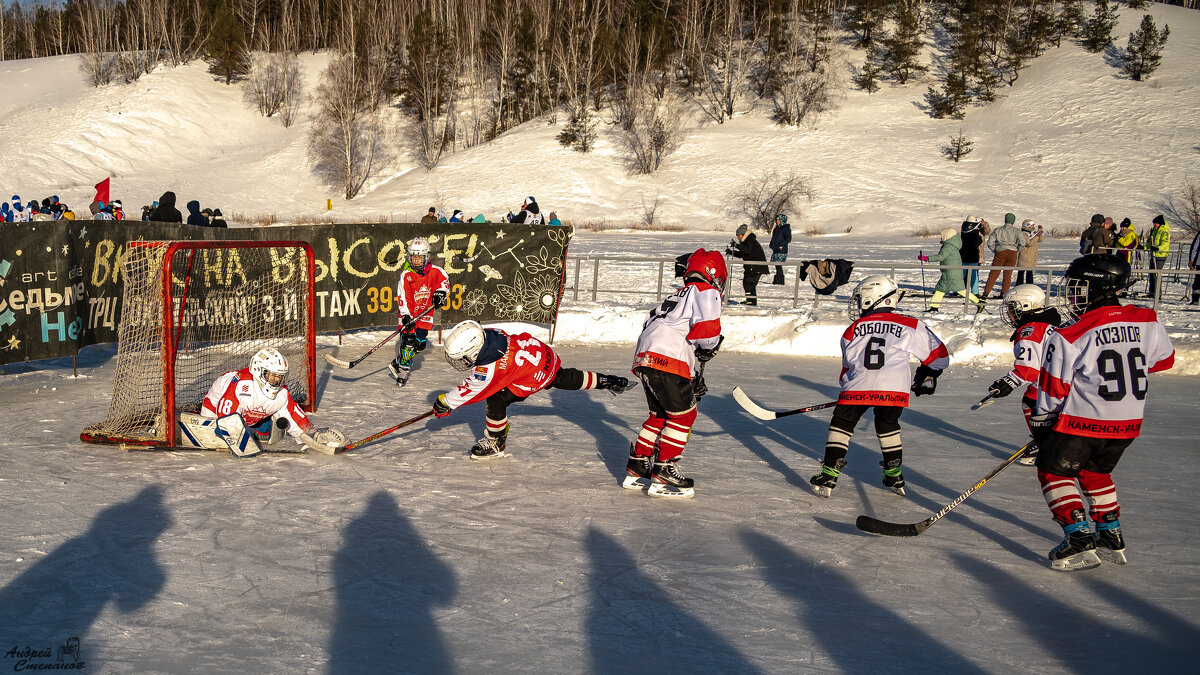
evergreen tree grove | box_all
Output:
[205,5,250,85]
[1122,14,1170,82]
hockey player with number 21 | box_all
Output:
[389,237,450,387]
[625,249,727,498]
[199,347,347,456]
[810,275,949,498]
[1033,254,1174,572]
[431,321,633,460]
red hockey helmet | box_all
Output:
[684,249,728,294]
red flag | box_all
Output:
[93,178,110,205]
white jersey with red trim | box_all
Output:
[632,281,723,380]
[200,368,312,440]
[397,264,450,330]
[1036,304,1174,439]
[444,330,562,409]
[1009,321,1055,400]
[837,311,949,407]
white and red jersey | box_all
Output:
[1009,321,1056,400]
[444,330,562,409]
[200,368,312,440]
[1037,305,1174,439]
[837,311,949,407]
[397,264,449,331]
[632,281,723,380]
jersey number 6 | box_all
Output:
[863,337,886,370]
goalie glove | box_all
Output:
[694,335,724,363]
[988,374,1022,399]
[433,394,452,418]
[911,364,942,397]
[432,290,447,306]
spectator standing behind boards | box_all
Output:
[110,199,126,220]
[89,201,114,220]
[420,207,438,224]
[919,228,985,313]
[149,192,183,222]
[1145,215,1171,297]
[1116,218,1139,263]
[448,210,465,223]
[10,196,30,222]
[141,204,153,221]
[210,208,228,228]
[981,213,1021,299]
[0,202,11,222]
[1015,218,1044,285]
[1188,229,1200,305]
[725,224,768,305]
[1079,213,1104,254]
[1091,216,1116,253]
[548,212,562,226]
[186,200,209,226]
[959,216,988,296]
[511,196,543,224]
[769,213,792,285]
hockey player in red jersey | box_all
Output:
[625,249,727,498]
[389,237,450,387]
[431,321,632,460]
[811,275,950,498]
[1033,254,1174,571]
[199,347,345,456]
[984,284,1063,466]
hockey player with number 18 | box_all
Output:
[1033,254,1174,571]
[810,275,949,498]
[389,237,450,387]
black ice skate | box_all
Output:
[881,462,906,497]
[470,427,508,461]
[648,458,694,498]
[1017,442,1038,466]
[1049,510,1101,571]
[623,444,652,490]
[810,464,841,498]
[389,345,416,387]
[1093,513,1126,565]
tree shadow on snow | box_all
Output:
[949,552,1198,672]
[328,491,457,674]
[740,530,984,674]
[0,485,172,668]
[583,527,763,674]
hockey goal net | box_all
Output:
[82,240,317,447]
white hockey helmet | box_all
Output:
[408,237,431,273]
[444,320,486,371]
[940,227,958,242]
[848,274,900,320]
[250,347,288,398]
[1001,284,1047,327]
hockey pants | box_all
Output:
[821,404,903,471]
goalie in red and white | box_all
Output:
[188,347,346,456]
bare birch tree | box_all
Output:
[308,54,391,199]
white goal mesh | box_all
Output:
[82,240,316,446]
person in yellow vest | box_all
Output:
[1145,215,1170,297]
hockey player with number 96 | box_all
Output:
[1033,254,1174,571]
[810,275,949,498]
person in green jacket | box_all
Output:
[1145,215,1171,297]
[919,228,985,313]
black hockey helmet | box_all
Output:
[1060,253,1132,318]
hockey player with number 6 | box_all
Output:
[1033,254,1174,571]
[198,348,346,456]
[810,275,949,498]
[625,249,727,498]
[389,237,450,387]
[431,321,632,460]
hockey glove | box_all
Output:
[1028,411,1058,445]
[911,365,942,396]
[433,290,448,306]
[692,373,708,400]
[399,314,413,330]
[433,394,452,418]
[987,374,1022,399]
[596,374,632,396]
[694,336,724,363]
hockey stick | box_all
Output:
[341,409,436,452]
[918,252,928,311]
[323,305,436,369]
[971,392,997,410]
[731,387,837,420]
[855,440,1035,537]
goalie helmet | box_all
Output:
[1001,284,1047,328]
[408,237,431,274]
[683,249,728,295]
[444,320,486,371]
[250,347,288,399]
[1060,253,1131,319]
[848,274,900,320]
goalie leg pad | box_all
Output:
[177,413,227,449]
[217,414,263,458]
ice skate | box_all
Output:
[622,444,652,490]
[469,436,507,460]
[809,465,841,498]
[1049,511,1101,571]
[1093,513,1127,565]
[390,345,416,387]
[881,462,906,497]
[647,458,694,498]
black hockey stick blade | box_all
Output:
[971,393,997,410]
[731,387,837,420]
[855,441,1035,538]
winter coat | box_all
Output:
[1116,228,1139,262]
[727,232,769,275]
[472,214,487,223]
[514,200,543,224]
[959,220,985,264]
[1149,222,1171,258]
[928,234,966,293]
[149,191,183,223]
[799,259,854,295]
[0,203,10,222]
[1079,223,1101,254]
[1016,228,1044,267]
[1091,226,1115,253]
[186,200,209,227]
[210,208,228,228]
[769,223,792,256]
[986,223,1022,253]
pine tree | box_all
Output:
[205,5,250,85]
[1081,0,1119,53]
[926,71,969,119]
[853,45,883,94]
[880,0,928,85]
[1121,14,1169,81]
[941,129,974,162]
